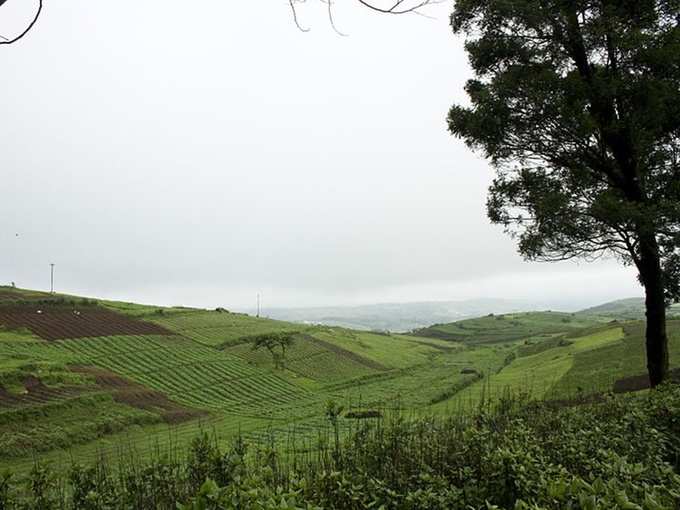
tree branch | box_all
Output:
[0,0,42,45]
[289,0,435,33]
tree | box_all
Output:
[448,1,680,387]
[250,332,297,369]
[274,333,295,362]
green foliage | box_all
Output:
[448,1,680,280]
[3,386,680,509]
[250,332,297,369]
[0,471,13,510]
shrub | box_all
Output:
[2,386,680,509]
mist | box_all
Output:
[0,1,641,310]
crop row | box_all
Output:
[0,306,170,341]
[1,333,311,420]
[53,335,309,416]
[286,351,376,382]
[226,337,378,383]
[149,311,299,347]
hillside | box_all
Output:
[1,286,678,479]
[578,296,680,320]
[410,311,603,344]
[0,287,494,470]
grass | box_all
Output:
[309,328,456,368]
[148,310,301,347]
[0,394,159,459]
[553,319,680,395]
[1,286,678,483]
[412,310,603,344]
[433,327,624,411]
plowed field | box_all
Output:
[0,306,172,340]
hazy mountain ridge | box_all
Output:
[578,297,680,320]
[259,296,680,332]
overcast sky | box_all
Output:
[0,0,642,310]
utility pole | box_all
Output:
[257,293,260,318]
[50,263,55,294]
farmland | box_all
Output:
[412,311,602,344]
[0,285,678,479]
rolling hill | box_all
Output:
[410,310,603,344]
[577,296,680,319]
[0,285,678,477]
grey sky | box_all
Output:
[0,1,641,310]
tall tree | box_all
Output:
[448,1,680,386]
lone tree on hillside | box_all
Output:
[448,1,680,386]
[251,332,297,369]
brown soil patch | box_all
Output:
[70,365,206,424]
[305,335,389,371]
[0,376,84,407]
[0,305,172,341]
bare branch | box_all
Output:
[289,0,311,32]
[289,0,436,33]
[323,0,348,37]
[0,0,42,46]
[355,0,435,15]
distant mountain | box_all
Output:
[259,296,680,332]
[577,297,679,320]
[260,299,542,332]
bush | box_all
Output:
[344,409,382,419]
[2,385,680,509]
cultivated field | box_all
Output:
[0,286,678,476]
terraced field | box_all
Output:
[432,320,680,414]
[413,311,602,344]
[0,305,171,341]
[148,310,301,347]
[225,334,382,383]
[1,286,677,475]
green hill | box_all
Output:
[410,311,603,345]
[0,286,678,478]
[577,297,680,320]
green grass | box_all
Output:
[412,311,602,344]
[309,328,453,368]
[224,336,378,384]
[4,386,680,510]
[1,288,678,478]
[149,310,301,347]
[552,319,680,395]
[0,394,159,459]
[432,321,680,413]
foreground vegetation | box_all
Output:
[1,385,679,509]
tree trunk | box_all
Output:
[638,234,669,387]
